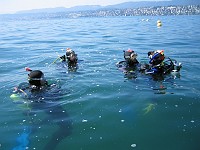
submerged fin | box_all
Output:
[143,103,155,115]
[12,126,31,150]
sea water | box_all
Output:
[0,15,200,150]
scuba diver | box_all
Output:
[60,48,78,65]
[146,50,182,76]
[56,48,78,72]
[11,68,72,150]
[116,49,140,79]
[123,49,139,67]
[146,50,165,74]
[12,68,48,97]
[116,49,139,68]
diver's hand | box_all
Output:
[60,55,66,61]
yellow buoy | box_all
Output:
[157,20,162,27]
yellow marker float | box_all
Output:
[157,20,162,27]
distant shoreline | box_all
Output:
[0,5,199,20]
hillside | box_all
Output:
[16,0,200,14]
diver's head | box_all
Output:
[124,49,138,65]
[148,51,154,59]
[66,48,78,63]
[66,48,73,56]
[28,70,46,86]
[148,50,165,66]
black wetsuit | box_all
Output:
[13,82,72,150]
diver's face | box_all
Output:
[28,75,46,86]
[148,51,154,59]
[130,53,137,61]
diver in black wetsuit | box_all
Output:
[12,68,72,150]
[123,49,139,67]
[116,49,139,68]
[147,50,165,74]
[12,68,48,97]
[116,49,140,79]
[146,50,182,76]
[60,48,78,65]
[59,48,78,72]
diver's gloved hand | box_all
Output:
[60,55,66,61]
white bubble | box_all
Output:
[82,119,88,123]
[131,144,137,148]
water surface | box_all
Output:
[0,15,200,150]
